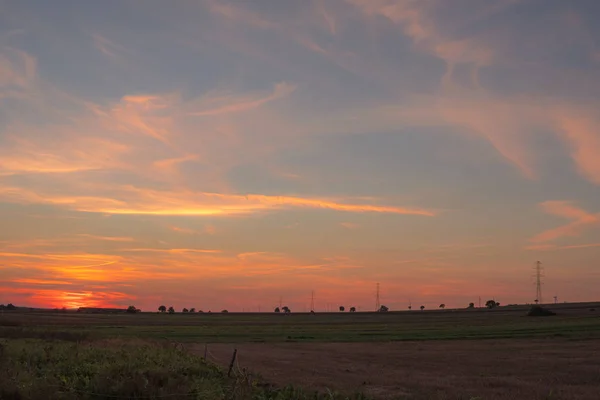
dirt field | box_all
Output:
[194,339,600,400]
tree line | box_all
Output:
[136,300,501,314]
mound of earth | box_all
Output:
[527,305,556,317]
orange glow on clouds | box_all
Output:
[2,0,600,310]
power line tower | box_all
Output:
[375,283,380,311]
[310,290,315,312]
[535,261,544,304]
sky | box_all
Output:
[1,0,600,312]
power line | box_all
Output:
[535,260,544,304]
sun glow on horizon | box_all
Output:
[1,0,599,310]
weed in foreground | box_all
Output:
[0,338,367,400]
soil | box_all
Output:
[190,339,600,400]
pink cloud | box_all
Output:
[530,201,600,243]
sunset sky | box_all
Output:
[1,0,600,312]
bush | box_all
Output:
[527,305,556,317]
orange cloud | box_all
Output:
[76,234,135,242]
[0,134,130,175]
[0,286,135,309]
[11,279,74,286]
[0,251,182,282]
[0,184,433,217]
[555,110,600,185]
[526,242,600,251]
[169,226,197,235]
[530,201,600,243]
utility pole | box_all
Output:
[376,283,381,311]
[310,290,315,312]
[535,261,543,305]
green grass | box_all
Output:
[2,309,600,343]
[1,307,599,399]
[0,338,366,400]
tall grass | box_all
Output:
[0,338,366,400]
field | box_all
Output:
[2,303,600,399]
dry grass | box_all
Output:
[196,339,600,400]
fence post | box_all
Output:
[227,348,238,377]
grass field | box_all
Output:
[1,303,600,399]
[2,304,600,343]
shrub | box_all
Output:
[527,305,556,317]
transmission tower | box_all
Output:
[535,261,544,304]
[310,290,315,312]
[375,283,380,311]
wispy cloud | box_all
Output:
[0,184,434,216]
[91,33,127,61]
[189,82,296,117]
[530,201,600,243]
[76,234,135,242]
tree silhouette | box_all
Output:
[282,306,291,314]
[468,302,475,309]
[408,305,412,310]
[158,305,166,313]
[221,309,228,313]
[420,305,425,311]
[339,306,345,312]
[168,306,175,314]
[126,305,137,314]
[6,303,16,311]
[274,307,281,313]
[349,307,356,312]
[190,308,196,313]
[485,300,499,309]
[378,305,389,312]
[182,308,189,313]
[439,304,445,309]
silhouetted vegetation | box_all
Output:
[486,300,500,309]
[349,307,356,313]
[274,307,281,313]
[527,305,556,317]
[182,308,189,313]
[282,306,291,314]
[468,303,475,309]
[221,310,228,313]
[0,303,17,311]
[190,308,196,313]
[126,306,139,314]
[439,304,445,309]
[420,305,425,311]
[378,305,389,312]
[168,306,175,314]
[339,306,345,312]
[158,305,166,313]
